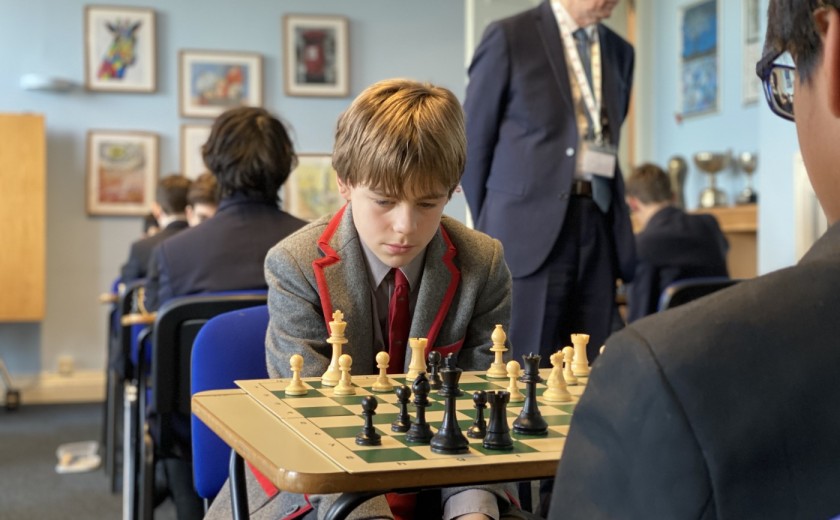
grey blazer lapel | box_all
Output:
[536,0,574,114]
[411,226,459,347]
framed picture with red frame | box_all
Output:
[283,14,349,97]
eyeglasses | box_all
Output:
[756,51,796,121]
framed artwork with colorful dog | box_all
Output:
[84,5,156,93]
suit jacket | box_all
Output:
[144,194,306,310]
[550,222,840,519]
[462,0,635,281]
[232,203,515,519]
[120,219,188,282]
[627,206,729,321]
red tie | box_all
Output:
[387,268,410,374]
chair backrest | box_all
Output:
[657,276,740,312]
[113,278,147,381]
[190,305,270,499]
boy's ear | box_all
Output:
[335,175,351,201]
[821,7,840,118]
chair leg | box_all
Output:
[138,425,154,520]
[229,450,250,520]
[123,383,138,520]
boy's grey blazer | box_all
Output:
[209,204,513,520]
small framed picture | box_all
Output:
[283,154,344,221]
[679,0,720,118]
[84,5,156,92]
[180,124,213,179]
[283,14,349,97]
[179,50,263,118]
[86,130,158,216]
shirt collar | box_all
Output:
[551,1,598,39]
[360,240,425,292]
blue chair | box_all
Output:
[190,305,269,512]
[657,276,741,312]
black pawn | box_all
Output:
[431,367,469,454]
[427,351,443,390]
[513,353,548,436]
[483,391,513,450]
[438,353,462,397]
[406,373,433,443]
[467,390,487,439]
[391,385,412,433]
[356,396,382,446]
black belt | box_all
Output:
[571,179,593,197]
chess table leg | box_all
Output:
[325,491,382,520]
[229,450,249,520]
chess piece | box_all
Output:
[505,360,525,403]
[571,334,591,377]
[405,338,427,382]
[406,373,433,443]
[438,353,463,397]
[322,310,347,386]
[372,351,394,393]
[284,354,308,396]
[562,346,578,385]
[486,324,508,379]
[355,396,382,446]
[430,367,469,454]
[467,390,488,439]
[542,351,572,403]
[333,354,356,396]
[513,354,548,436]
[483,390,513,450]
[391,385,412,433]
[427,351,443,390]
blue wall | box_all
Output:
[0,0,466,374]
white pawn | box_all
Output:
[562,346,578,386]
[543,351,572,402]
[372,351,394,393]
[505,360,525,403]
[284,354,308,396]
[333,354,356,396]
[571,333,591,377]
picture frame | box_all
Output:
[283,14,349,97]
[742,0,761,105]
[86,130,158,216]
[179,50,263,118]
[679,0,719,118]
[84,5,156,93]
[283,154,344,221]
[180,124,213,179]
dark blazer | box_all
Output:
[550,222,840,519]
[144,194,306,310]
[462,0,635,281]
[120,220,188,282]
[627,206,729,321]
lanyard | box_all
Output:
[552,5,603,139]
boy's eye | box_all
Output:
[418,202,439,209]
[374,199,395,207]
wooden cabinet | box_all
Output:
[693,204,758,279]
[0,114,45,321]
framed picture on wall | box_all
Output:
[283,154,344,221]
[179,50,263,118]
[283,14,349,97]
[86,130,158,216]
[84,5,157,92]
[742,0,761,104]
[180,124,212,179]
[679,0,719,118]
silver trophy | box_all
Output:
[694,151,730,208]
[667,155,688,209]
[736,152,758,204]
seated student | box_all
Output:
[120,174,191,283]
[624,163,729,321]
[185,171,219,227]
[143,211,160,237]
[208,79,531,520]
[144,107,306,310]
[548,1,840,517]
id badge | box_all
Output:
[581,140,617,179]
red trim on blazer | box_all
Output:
[424,225,461,357]
[247,461,278,497]
[313,204,347,332]
[282,495,314,520]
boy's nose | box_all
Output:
[392,204,417,234]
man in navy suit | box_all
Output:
[624,163,728,322]
[462,0,635,365]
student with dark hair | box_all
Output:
[549,1,840,517]
[120,174,191,282]
[624,162,728,321]
[144,107,306,310]
[185,171,219,227]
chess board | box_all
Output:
[236,370,587,474]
